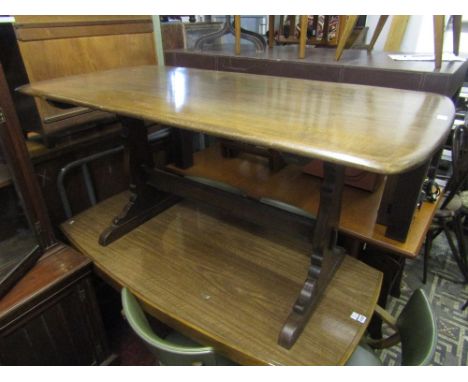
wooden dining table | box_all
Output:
[19,65,454,362]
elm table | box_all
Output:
[19,65,454,356]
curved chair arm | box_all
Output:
[363,304,401,350]
[374,304,397,329]
[121,288,215,358]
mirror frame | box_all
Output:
[0,61,57,298]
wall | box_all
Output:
[366,15,468,56]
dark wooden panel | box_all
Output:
[0,246,112,366]
[341,67,424,91]
[41,302,82,365]
[165,46,468,97]
[22,315,62,365]
[58,285,98,365]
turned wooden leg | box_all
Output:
[433,15,445,69]
[278,162,346,349]
[335,15,359,60]
[99,117,179,246]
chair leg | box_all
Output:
[452,214,468,282]
[452,15,462,56]
[367,15,389,52]
[335,15,359,60]
[433,15,445,69]
[298,15,308,59]
[423,230,434,284]
[234,16,241,55]
[442,220,468,283]
[268,16,275,48]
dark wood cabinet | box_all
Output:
[0,244,114,365]
[0,18,116,366]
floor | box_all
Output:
[379,234,468,366]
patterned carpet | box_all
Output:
[379,234,468,366]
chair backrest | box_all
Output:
[396,289,437,366]
[13,16,157,144]
[121,287,219,366]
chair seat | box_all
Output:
[345,344,383,366]
[164,331,238,366]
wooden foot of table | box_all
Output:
[99,190,180,246]
[279,247,345,348]
[279,162,346,349]
[99,116,180,246]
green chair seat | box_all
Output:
[345,344,382,366]
[346,289,437,366]
[121,287,238,366]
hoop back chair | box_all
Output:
[346,289,437,366]
[121,287,237,366]
[423,123,468,284]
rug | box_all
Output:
[379,234,468,366]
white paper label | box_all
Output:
[350,312,367,324]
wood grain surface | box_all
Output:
[168,145,440,258]
[15,17,156,137]
[0,244,90,321]
[19,65,454,174]
[61,192,382,365]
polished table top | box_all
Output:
[61,192,382,365]
[19,65,454,174]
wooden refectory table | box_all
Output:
[19,65,454,355]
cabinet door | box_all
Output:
[0,276,110,365]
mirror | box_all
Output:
[0,21,55,298]
[0,143,40,298]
